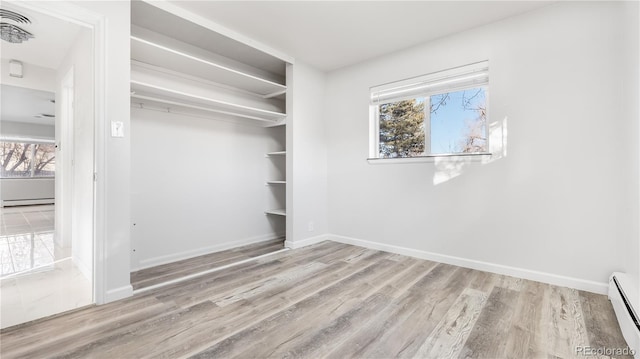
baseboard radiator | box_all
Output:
[609,272,640,358]
[0,178,55,207]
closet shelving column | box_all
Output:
[265,150,286,216]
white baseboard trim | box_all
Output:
[132,232,284,272]
[284,234,329,249]
[104,284,133,303]
[329,234,609,294]
[1,198,55,207]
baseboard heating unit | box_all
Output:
[609,272,640,358]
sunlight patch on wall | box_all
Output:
[433,156,467,185]
[433,116,507,185]
[483,116,508,164]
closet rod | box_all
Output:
[131,94,279,123]
[131,80,287,119]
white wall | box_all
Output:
[0,61,56,141]
[0,59,56,92]
[130,109,285,270]
[70,0,131,303]
[324,2,638,293]
[286,62,329,247]
[56,27,94,280]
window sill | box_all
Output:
[367,152,492,164]
[0,177,55,180]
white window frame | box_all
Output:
[369,61,492,163]
[0,138,56,178]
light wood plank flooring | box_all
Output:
[130,238,285,290]
[0,241,631,358]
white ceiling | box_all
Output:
[1,84,55,126]
[0,2,83,70]
[175,1,554,72]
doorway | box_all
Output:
[0,2,95,328]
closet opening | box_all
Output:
[129,1,290,292]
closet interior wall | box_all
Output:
[129,1,289,271]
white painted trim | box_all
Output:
[104,285,133,303]
[329,234,609,294]
[132,233,285,272]
[0,136,55,144]
[284,234,330,249]
[92,10,107,305]
[133,248,289,295]
[1,199,54,207]
[367,153,492,164]
[609,273,640,358]
[285,64,293,244]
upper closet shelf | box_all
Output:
[131,29,286,98]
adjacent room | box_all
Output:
[0,3,94,328]
[1,1,638,358]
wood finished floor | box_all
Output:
[0,241,631,359]
[130,238,285,290]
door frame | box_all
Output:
[58,66,74,250]
[10,0,108,304]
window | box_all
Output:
[370,61,489,159]
[1,141,55,178]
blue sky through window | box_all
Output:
[430,88,486,154]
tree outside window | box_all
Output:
[1,142,55,178]
[378,87,487,158]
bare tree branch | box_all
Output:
[430,93,450,114]
[8,144,30,172]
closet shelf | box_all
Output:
[265,209,286,216]
[131,35,286,97]
[131,81,287,122]
[266,181,286,185]
[266,151,286,156]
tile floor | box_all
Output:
[0,204,55,235]
[0,205,65,277]
[0,205,92,329]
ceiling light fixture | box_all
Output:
[1,22,33,43]
[0,9,34,44]
[0,9,31,24]
[34,114,55,119]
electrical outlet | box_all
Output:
[308,221,314,232]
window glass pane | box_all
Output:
[378,98,426,158]
[430,87,487,154]
[1,142,33,178]
[0,142,55,178]
[33,143,55,177]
